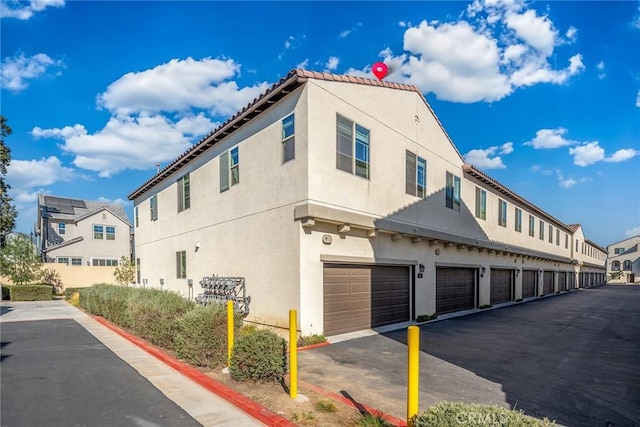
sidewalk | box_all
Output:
[0,300,264,427]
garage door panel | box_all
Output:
[436,268,475,315]
[324,264,410,336]
[490,269,512,305]
[522,270,537,298]
[543,271,554,295]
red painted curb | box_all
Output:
[297,341,330,352]
[92,316,295,427]
[288,375,407,427]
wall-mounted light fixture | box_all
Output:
[187,279,193,288]
[419,264,425,273]
[481,266,486,278]
[160,278,164,289]
[142,278,148,288]
[516,268,520,277]
[195,241,200,252]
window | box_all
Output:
[57,257,69,265]
[446,172,461,212]
[106,226,115,241]
[282,114,295,162]
[177,174,190,212]
[336,114,370,179]
[58,223,66,235]
[94,225,104,239]
[92,259,118,266]
[475,187,486,220]
[623,260,632,270]
[614,247,625,254]
[539,220,544,240]
[612,261,620,271]
[565,234,569,249]
[176,251,187,279]
[515,207,522,232]
[576,239,579,251]
[71,258,82,266]
[406,151,426,198]
[548,225,553,243]
[529,215,535,237]
[498,199,507,227]
[135,206,139,227]
[150,195,158,221]
[136,258,141,284]
[556,229,560,246]
[220,147,239,192]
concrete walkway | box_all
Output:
[0,300,263,427]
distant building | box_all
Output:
[128,69,607,337]
[607,236,640,283]
[36,195,131,266]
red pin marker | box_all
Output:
[372,62,388,80]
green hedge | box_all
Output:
[414,402,555,426]
[175,304,242,367]
[9,285,53,301]
[230,328,286,382]
[64,287,83,299]
[2,285,11,300]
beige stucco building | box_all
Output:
[129,70,606,337]
[606,236,640,283]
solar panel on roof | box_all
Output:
[43,196,85,215]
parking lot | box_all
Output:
[299,285,640,426]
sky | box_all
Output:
[1,0,639,249]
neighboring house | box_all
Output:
[36,195,131,266]
[606,236,640,283]
[128,69,607,337]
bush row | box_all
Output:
[415,402,555,426]
[8,285,52,301]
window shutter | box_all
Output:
[406,151,416,196]
[220,151,229,192]
[177,180,184,212]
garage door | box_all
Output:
[543,271,554,295]
[568,273,575,290]
[323,264,410,336]
[436,268,476,315]
[558,272,567,291]
[490,269,513,305]
[522,270,537,299]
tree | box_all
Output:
[113,256,135,286]
[0,234,42,285]
[0,115,17,248]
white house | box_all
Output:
[128,69,606,337]
[606,236,640,283]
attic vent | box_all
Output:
[102,213,106,220]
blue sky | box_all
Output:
[1,0,639,248]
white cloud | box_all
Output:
[636,90,640,108]
[97,57,268,116]
[565,26,577,42]
[604,148,638,163]
[464,142,513,169]
[1,0,64,20]
[530,164,552,175]
[347,0,584,103]
[1,53,64,92]
[296,59,309,69]
[632,7,640,29]
[524,128,576,149]
[96,196,129,207]
[339,23,362,38]
[569,142,605,166]
[625,226,640,237]
[325,56,339,72]
[556,170,577,189]
[6,156,75,190]
[596,61,606,79]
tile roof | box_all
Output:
[128,68,458,200]
[38,194,131,226]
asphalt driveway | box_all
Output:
[298,285,640,426]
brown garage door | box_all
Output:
[490,269,513,305]
[558,272,567,291]
[323,264,410,336]
[568,272,575,290]
[522,270,537,299]
[436,268,476,315]
[543,271,554,295]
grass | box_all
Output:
[297,334,327,347]
[358,413,393,427]
[315,398,337,413]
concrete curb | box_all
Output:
[92,316,295,427]
[297,341,331,352]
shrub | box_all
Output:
[113,256,135,287]
[414,402,555,427]
[297,334,327,347]
[174,303,241,367]
[230,328,286,382]
[41,267,64,295]
[358,413,393,427]
[64,287,83,299]
[315,398,337,413]
[9,285,52,301]
[0,234,42,285]
[416,313,437,322]
[2,285,10,300]
[77,284,135,327]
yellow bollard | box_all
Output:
[407,326,420,427]
[289,309,298,399]
[227,301,234,368]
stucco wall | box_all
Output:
[2,264,117,288]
